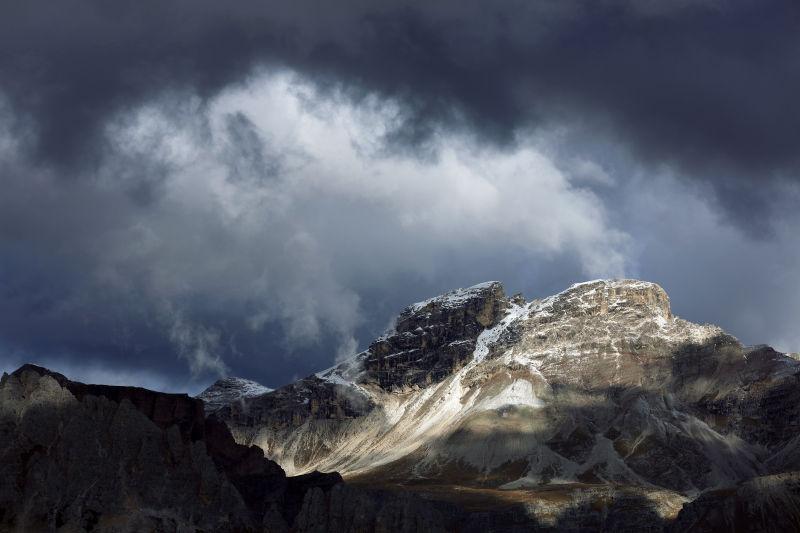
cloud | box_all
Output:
[335,336,360,364]
[1,1,798,227]
[1,2,799,390]
[166,306,228,378]
[601,164,800,354]
[0,73,630,386]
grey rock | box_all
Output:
[197,376,273,414]
[212,279,800,531]
[7,278,800,531]
[669,472,800,532]
[365,281,508,389]
[0,365,453,532]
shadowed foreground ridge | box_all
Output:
[0,363,696,532]
[0,365,470,532]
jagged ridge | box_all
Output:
[215,279,800,520]
[198,376,274,414]
[0,365,467,532]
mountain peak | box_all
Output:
[539,278,672,320]
[366,281,509,389]
[197,376,273,413]
[403,281,504,315]
[215,276,800,512]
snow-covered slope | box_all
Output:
[197,376,272,413]
[215,279,800,499]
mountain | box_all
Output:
[198,376,273,413]
[3,279,800,531]
[0,361,676,532]
[213,279,800,528]
[0,364,466,532]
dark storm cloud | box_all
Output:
[3,1,800,200]
[0,71,623,390]
[2,0,800,391]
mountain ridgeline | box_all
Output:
[3,279,800,531]
[0,365,467,532]
[210,279,800,531]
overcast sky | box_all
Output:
[1,0,799,393]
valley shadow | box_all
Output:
[350,481,670,532]
[350,335,800,530]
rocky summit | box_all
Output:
[215,279,800,531]
[3,279,800,532]
[199,376,274,414]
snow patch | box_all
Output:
[197,376,273,412]
[407,281,500,313]
[315,350,370,396]
[473,301,530,362]
[476,379,543,410]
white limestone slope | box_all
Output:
[231,279,781,493]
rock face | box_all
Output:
[5,279,800,531]
[668,472,800,532]
[0,365,258,531]
[365,281,507,389]
[215,279,800,530]
[0,365,456,532]
[198,376,273,414]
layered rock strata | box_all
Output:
[214,279,800,530]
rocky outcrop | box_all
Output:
[198,376,273,414]
[212,279,800,531]
[0,365,456,532]
[0,366,256,531]
[8,278,797,531]
[365,281,508,389]
[669,472,800,532]
[218,282,510,474]
[10,363,208,439]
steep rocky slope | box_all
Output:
[5,279,799,531]
[668,472,800,532]
[199,376,274,414]
[216,279,800,527]
[0,365,462,532]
